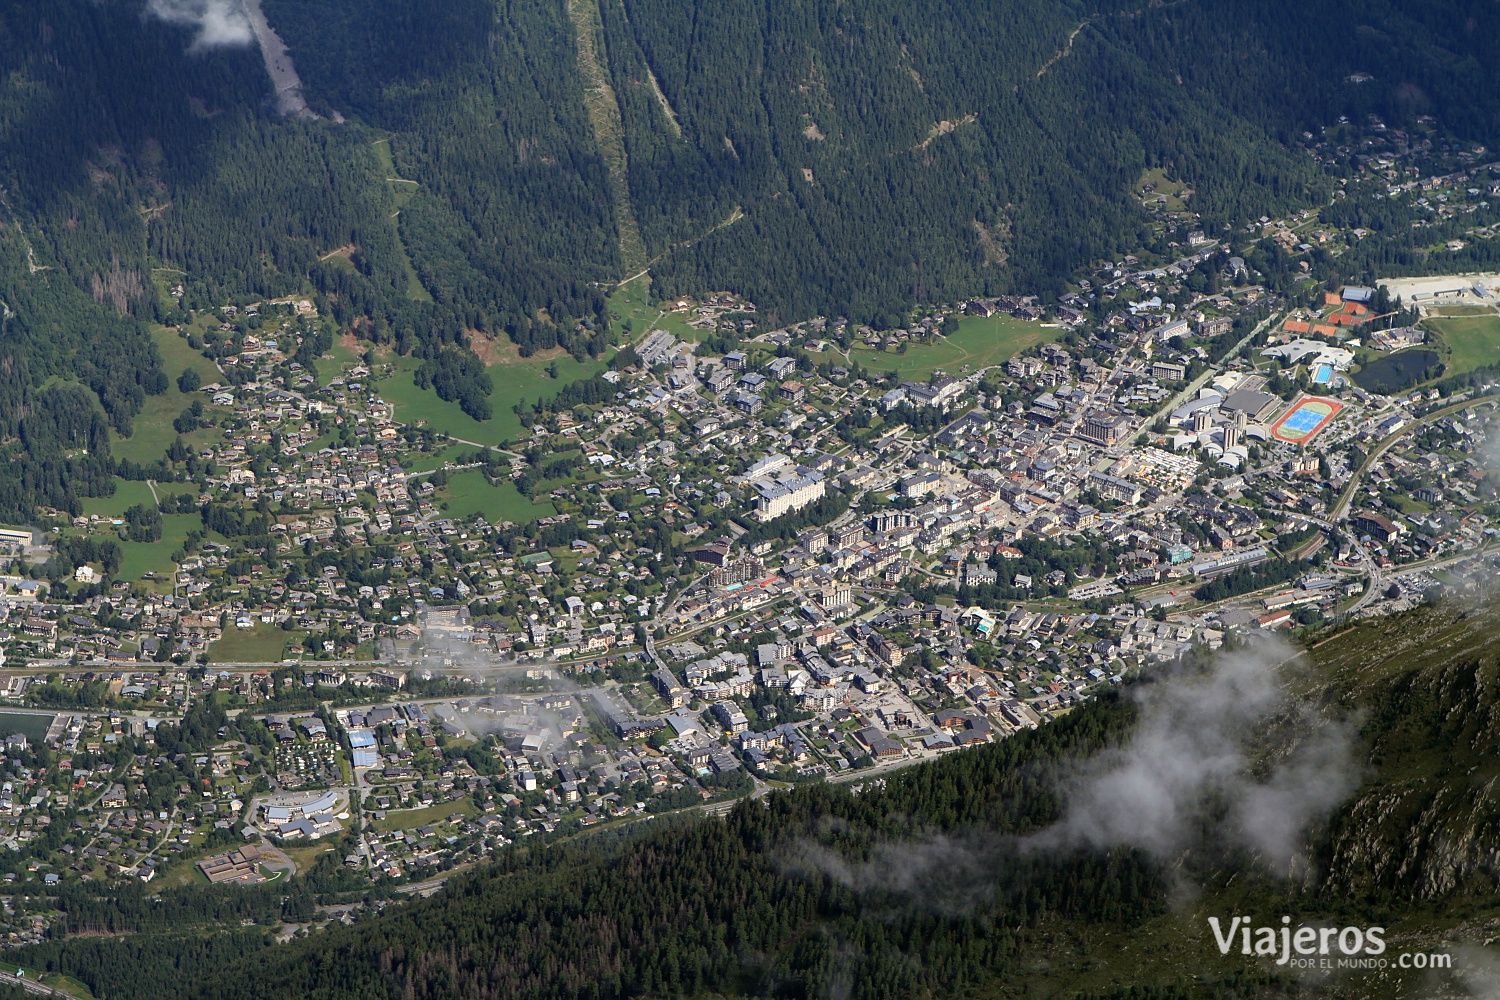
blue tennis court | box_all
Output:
[1281,406,1324,435]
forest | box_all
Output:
[8,605,1500,998]
[0,0,1493,522]
[12,687,1168,1000]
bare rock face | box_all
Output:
[1320,637,1500,904]
[242,0,318,119]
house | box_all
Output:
[1256,609,1293,629]
[854,727,903,758]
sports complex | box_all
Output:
[1271,396,1343,443]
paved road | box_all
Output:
[0,970,62,997]
[1137,310,1283,434]
[1346,546,1492,616]
[1332,392,1500,521]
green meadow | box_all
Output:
[111,325,221,465]
[438,469,556,523]
[846,312,1060,381]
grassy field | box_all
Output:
[116,513,201,588]
[403,447,455,475]
[608,272,660,334]
[608,272,712,344]
[0,962,94,999]
[1425,314,1500,375]
[440,469,556,523]
[113,325,222,465]
[380,352,609,447]
[77,482,203,589]
[1135,166,1192,212]
[281,842,336,874]
[80,480,159,518]
[846,313,1060,381]
[371,797,478,833]
[211,622,296,663]
[1426,303,1495,317]
[314,337,367,388]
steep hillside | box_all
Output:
[12,603,1500,999]
[5,0,1494,348]
[614,0,1500,321]
[0,0,1497,518]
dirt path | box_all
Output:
[1037,21,1091,78]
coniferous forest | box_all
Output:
[0,0,1494,516]
[4,605,1500,998]
[0,3,1499,997]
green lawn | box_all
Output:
[371,797,477,833]
[379,352,609,447]
[80,480,159,518]
[847,313,1060,381]
[116,513,201,588]
[1425,314,1500,376]
[402,447,455,475]
[608,272,660,335]
[1135,167,1192,212]
[211,622,296,663]
[113,325,222,465]
[281,842,336,874]
[608,272,716,345]
[439,469,556,523]
[1426,303,1494,317]
[67,488,203,590]
[81,479,196,519]
[653,308,708,344]
[0,963,93,999]
[319,339,365,385]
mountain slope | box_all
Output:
[216,602,1500,999]
[0,0,1498,520]
[617,0,1500,321]
[13,602,1500,999]
[5,0,1492,346]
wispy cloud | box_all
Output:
[790,638,1360,905]
[1039,638,1358,874]
[144,0,254,52]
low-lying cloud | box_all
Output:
[1040,637,1358,873]
[792,638,1360,904]
[145,0,254,52]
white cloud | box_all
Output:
[145,0,254,52]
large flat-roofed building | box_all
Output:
[1220,389,1282,423]
[752,467,825,521]
[1077,410,1129,447]
[1087,470,1141,504]
[199,845,265,885]
[1192,545,1269,579]
[903,375,966,408]
[1353,511,1401,543]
